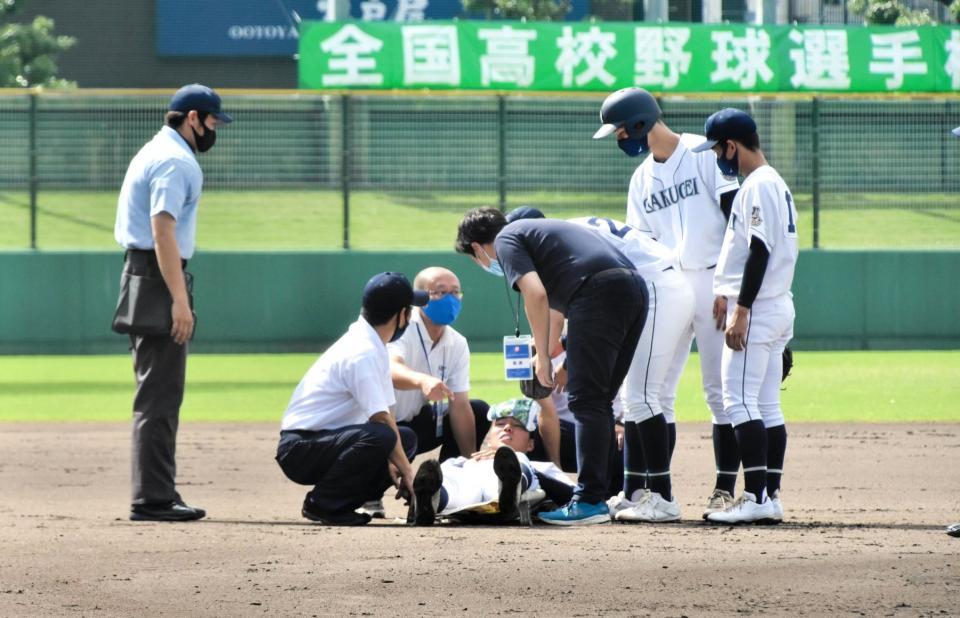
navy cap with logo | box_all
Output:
[690,108,757,153]
[169,84,233,124]
[362,272,429,319]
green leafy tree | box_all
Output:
[848,0,945,24]
[0,0,75,88]
[460,0,571,21]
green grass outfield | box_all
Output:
[2,190,959,250]
[1,351,957,424]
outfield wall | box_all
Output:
[0,250,957,354]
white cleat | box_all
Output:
[606,489,649,518]
[615,492,681,523]
[770,490,784,523]
[356,499,386,519]
[706,491,777,525]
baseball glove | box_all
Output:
[782,346,793,382]
[520,374,553,400]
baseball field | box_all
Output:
[1,351,957,615]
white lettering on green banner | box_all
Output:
[298,21,960,93]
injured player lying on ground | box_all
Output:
[408,398,575,526]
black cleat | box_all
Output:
[947,522,960,538]
[493,446,522,522]
[301,499,371,526]
[130,500,206,522]
[412,460,443,526]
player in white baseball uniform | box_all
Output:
[594,88,742,518]
[505,206,695,522]
[690,108,798,524]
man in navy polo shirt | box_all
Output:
[455,208,648,525]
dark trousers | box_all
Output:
[122,249,191,506]
[565,268,647,504]
[276,424,417,515]
[130,333,188,505]
[399,399,490,460]
[531,418,623,499]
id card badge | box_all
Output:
[503,335,533,381]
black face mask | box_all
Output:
[389,309,410,343]
[191,117,217,153]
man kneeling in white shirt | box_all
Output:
[409,398,575,526]
[275,272,428,526]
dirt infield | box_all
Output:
[1,423,957,617]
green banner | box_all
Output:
[299,21,960,93]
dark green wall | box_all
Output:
[0,250,957,354]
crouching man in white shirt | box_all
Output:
[275,272,428,526]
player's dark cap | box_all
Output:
[170,84,234,124]
[952,126,960,137]
[362,272,428,318]
[505,206,546,223]
[593,88,661,140]
[691,108,757,153]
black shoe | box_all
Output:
[301,500,371,526]
[412,460,443,526]
[947,522,960,538]
[493,446,522,521]
[130,500,206,522]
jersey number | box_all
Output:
[785,192,797,234]
[587,217,630,239]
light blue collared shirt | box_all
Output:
[114,126,203,259]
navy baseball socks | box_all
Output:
[734,419,768,500]
[622,421,648,499]
[637,414,672,501]
[712,423,741,495]
[765,424,787,498]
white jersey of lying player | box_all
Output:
[626,133,739,270]
[624,133,739,425]
[438,451,573,515]
[567,217,695,424]
[714,165,799,430]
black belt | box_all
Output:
[124,249,187,272]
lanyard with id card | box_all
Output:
[503,335,533,381]
[496,268,534,381]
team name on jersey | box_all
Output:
[642,177,700,214]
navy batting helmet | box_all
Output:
[593,88,662,141]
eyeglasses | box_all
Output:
[427,289,463,300]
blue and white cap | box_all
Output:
[952,126,960,137]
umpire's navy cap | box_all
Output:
[690,108,756,153]
[170,84,234,124]
[362,272,429,318]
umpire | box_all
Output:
[112,84,232,521]
[456,207,647,526]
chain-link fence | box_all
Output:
[0,91,958,251]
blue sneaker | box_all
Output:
[537,500,610,526]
